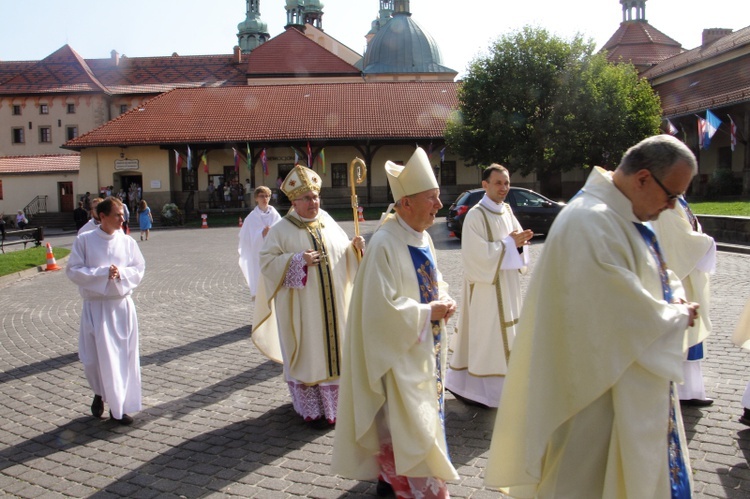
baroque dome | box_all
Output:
[362,12,454,74]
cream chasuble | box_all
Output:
[332,214,458,482]
[446,196,527,407]
[485,167,693,498]
[252,209,359,385]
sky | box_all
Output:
[0,0,746,78]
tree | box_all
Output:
[445,26,662,194]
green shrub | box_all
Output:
[160,203,183,226]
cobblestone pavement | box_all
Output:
[1,218,750,498]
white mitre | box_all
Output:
[385,147,438,202]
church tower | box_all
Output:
[237,0,270,53]
[366,1,395,43]
[601,0,682,73]
[620,0,646,22]
[285,0,324,31]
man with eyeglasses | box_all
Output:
[485,134,701,498]
[252,164,365,429]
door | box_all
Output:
[59,182,74,212]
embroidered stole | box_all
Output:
[407,245,446,426]
[634,222,690,498]
[285,215,341,377]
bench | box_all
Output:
[0,227,45,254]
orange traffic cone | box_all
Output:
[45,243,62,272]
[357,206,365,222]
[201,214,208,229]
[239,216,243,227]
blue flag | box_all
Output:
[703,110,722,149]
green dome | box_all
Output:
[363,13,454,74]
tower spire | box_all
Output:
[285,1,325,31]
[620,0,646,22]
[237,0,269,53]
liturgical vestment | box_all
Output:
[252,209,359,387]
[238,204,281,297]
[485,167,693,498]
[332,214,458,482]
[66,227,146,420]
[446,195,528,407]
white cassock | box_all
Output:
[238,204,281,297]
[485,167,693,498]
[446,194,528,407]
[649,198,715,401]
[66,228,146,419]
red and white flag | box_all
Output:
[729,115,737,152]
[697,117,706,149]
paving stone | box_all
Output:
[1,223,749,498]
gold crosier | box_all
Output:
[348,157,367,262]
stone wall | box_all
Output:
[698,215,750,244]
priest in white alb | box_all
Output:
[252,164,364,429]
[446,163,533,408]
[238,185,281,298]
[67,196,145,425]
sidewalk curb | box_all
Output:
[0,255,69,288]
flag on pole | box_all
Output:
[704,109,722,149]
[232,147,239,172]
[697,117,706,149]
[186,145,192,171]
[174,150,183,174]
[261,148,268,175]
[729,115,737,152]
[320,148,326,175]
[439,147,446,163]
[307,141,312,168]
[201,151,208,173]
[666,119,678,135]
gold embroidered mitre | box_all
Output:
[281,164,321,201]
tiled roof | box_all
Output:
[246,28,361,77]
[0,45,108,95]
[0,61,35,85]
[86,53,247,92]
[63,82,458,149]
[0,154,80,174]
[642,26,750,79]
[652,53,750,117]
[641,26,750,117]
[602,21,683,68]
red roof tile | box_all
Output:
[642,26,750,116]
[63,82,458,149]
[86,53,248,93]
[0,45,108,95]
[246,28,361,77]
[0,154,80,174]
[602,21,683,69]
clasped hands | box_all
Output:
[430,298,457,322]
[108,264,121,281]
[303,236,365,266]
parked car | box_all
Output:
[446,187,565,239]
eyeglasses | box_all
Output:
[650,173,680,202]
